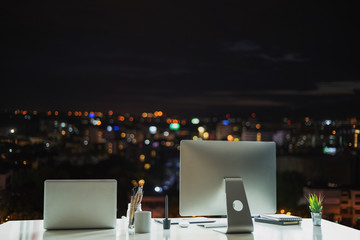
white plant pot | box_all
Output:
[311,212,322,226]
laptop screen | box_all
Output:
[43,179,117,229]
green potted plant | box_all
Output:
[306,193,324,226]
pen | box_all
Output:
[163,194,171,229]
[165,195,168,219]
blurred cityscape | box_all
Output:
[0,109,359,229]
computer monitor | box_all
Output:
[179,140,276,233]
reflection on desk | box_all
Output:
[313,226,323,240]
[43,229,116,240]
[1,218,360,240]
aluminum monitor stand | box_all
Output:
[215,178,254,234]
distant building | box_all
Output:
[0,170,12,191]
[241,130,273,141]
[340,189,360,226]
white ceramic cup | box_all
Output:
[134,211,151,233]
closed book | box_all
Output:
[259,214,302,222]
[255,217,301,225]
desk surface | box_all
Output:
[1,218,360,240]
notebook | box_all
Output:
[43,179,117,230]
[255,217,301,225]
[154,217,216,225]
[259,214,302,222]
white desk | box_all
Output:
[1,218,360,240]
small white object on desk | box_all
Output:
[178,221,190,228]
[134,211,151,233]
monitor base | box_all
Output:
[223,178,253,233]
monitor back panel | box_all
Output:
[180,140,276,216]
[44,179,117,230]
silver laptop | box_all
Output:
[43,179,117,230]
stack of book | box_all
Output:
[255,214,302,225]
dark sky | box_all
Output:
[1,0,360,118]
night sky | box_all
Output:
[1,0,360,118]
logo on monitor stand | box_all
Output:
[233,200,243,212]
